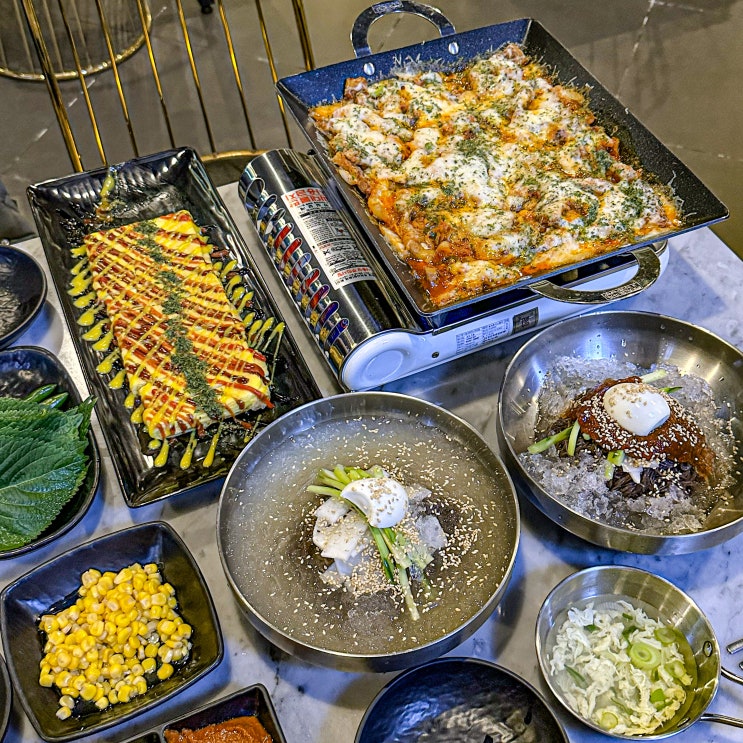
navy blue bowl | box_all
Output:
[356,657,568,743]
[0,244,46,349]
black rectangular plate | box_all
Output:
[27,148,321,507]
[278,18,728,321]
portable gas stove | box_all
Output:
[239,148,670,391]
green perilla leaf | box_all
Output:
[0,390,95,550]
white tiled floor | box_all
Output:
[1,0,741,256]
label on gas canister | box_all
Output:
[282,187,376,290]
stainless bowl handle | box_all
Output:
[528,244,664,305]
[352,1,457,59]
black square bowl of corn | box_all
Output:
[0,521,223,742]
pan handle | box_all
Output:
[352,1,457,61]
[527,244,664,305]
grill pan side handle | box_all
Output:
[351,1,457,61]
[528,244,664,305]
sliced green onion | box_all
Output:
[527,424,573,454]
[654,626,679,645]
[666,659,687,679]
[566,420,581,456]
[607,450,625,466]
[597,709,619,730]
[565,665,587,688]
[650,688,667,709]
[641,369,667,383]
[628,641,662,670]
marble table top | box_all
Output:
[2,180,742,743]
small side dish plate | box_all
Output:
[26,147,321,506]
[162,684,287,742]
[0,345,100,559]
[0,521,223,742]
[355,657,568,742]
[0,243,46,348]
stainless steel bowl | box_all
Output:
[536,565,743,738]
[217,391,520,672]
[497,310,743,554]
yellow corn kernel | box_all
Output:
[48,629,66,646]
[177,624,193,640]
[108,663,123,681]
[114,568,133,585]
[54,671,72,688]
[105,598,120,612]
[89,620,105,638]
[157,619,176,637]
[156,663,174,681]
[84,664,101,683]
[60,686,78,698]
[144,563,158,574]
[141,657,156,674]
[108,690,119,705]
[134,677,148,695]
[148,605,163,619]
[129,663,144,677]
[157,647,174,664]
[72,675,86,691]
[117,685,132,703]
[81,635,97,653]
[115,613,131,628]
[39,673,55,688]
[138,595,152,611]
[98,575,114,593]
[150,592,167,607]
[123,645,137,660]
[133,573,146,591]
[59,694,75,709]
[82,569,102,588]
[56,706,72,720]
[80,683,98,702]
[95,697,109,710]
[40,615,59,634]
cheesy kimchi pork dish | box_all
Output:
[311,43,681,307]
[74,210,271,446]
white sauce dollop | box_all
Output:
[603,382,670,437]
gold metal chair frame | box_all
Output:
[1,0,151,81]
[18,0,315,173]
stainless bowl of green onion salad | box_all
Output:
[536,565,743,738]
[497,310,743,554]
[217,391,520,672]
